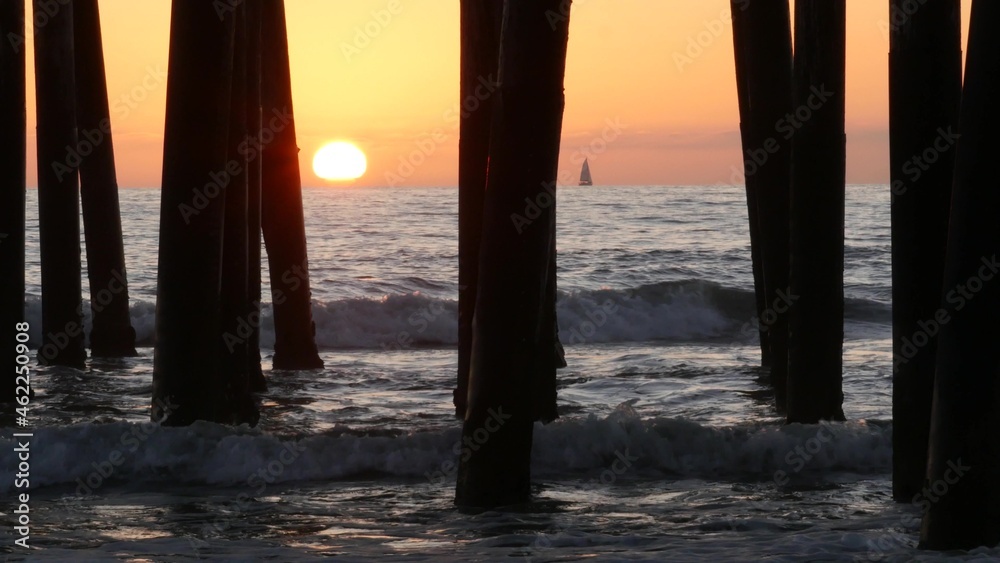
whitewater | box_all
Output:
[1,185,993,561]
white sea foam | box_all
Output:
[22,280,892,351]
[0,407,891,495]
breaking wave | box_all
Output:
[22,280,891,351]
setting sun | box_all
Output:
[312,141,367,181]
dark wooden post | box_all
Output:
[245,0,266,392]
[920,0,1000,550]
[219,3,258,423]
[455,0,571,508]
[74,0,137,358]
[260,0,323,371]
[152,0,241,425]
[456,0,504,418]
[730,0,794,408]
[730,3,770,371]
[33,0,85,368]
[0,0,26,402]
[786,0,846,423]
[536,221,562,422]
[889,0,962,502]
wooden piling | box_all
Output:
[730,0,794,408]
[536,222,562,422]
[920,0,1000,549]
[73,0,137,358]
[245,0,266,392]
[152,0,238,425]
[456,0,504,418]
[0,0,26,402]
[730,3,770,371]
[786,0,846,423]
[33,0,86,368]
[260,0,323,371]
[888,0,962,502]
[219,3,259,424]
[455,0,571,508]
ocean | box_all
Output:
[1,184,991,561]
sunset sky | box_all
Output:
[22,0,973,188]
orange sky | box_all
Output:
[22,0,973,188]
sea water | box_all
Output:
[1,185,991,561]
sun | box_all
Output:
[313,141,367,181]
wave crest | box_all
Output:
[0,408,891,494]
[22,280,890,350]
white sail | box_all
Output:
[579,158,593,186]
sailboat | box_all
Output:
[579,158,593,186]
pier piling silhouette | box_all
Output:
[455,0,570,508]
[785,0,847,424]
[0,0,26,403]
[888,0,962,503]
[260,0,323,372]
[219,2,257,416]
[730,1,770,371]
[921,0,1000,549]
[456,0,504,419]
[33,0,86,368]
[730,0,793,409]
[152,0,245,425]
[6,0,1000,550]
[74,0,137,358]
[245,0,267,393]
